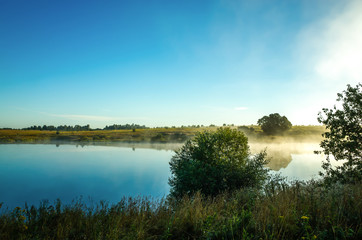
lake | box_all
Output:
[0,142,333,209]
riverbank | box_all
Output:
[0,125,325,144]
[1,180,360,239]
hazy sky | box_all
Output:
[1,0,361,128]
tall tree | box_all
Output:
[257,113,292,135]
[317,83,362,184]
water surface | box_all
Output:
[0,142,333,209]
[0,144,172,209]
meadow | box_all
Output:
[0,125,325,144]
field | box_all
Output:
[0,127,198,144]
[0,125,325,144]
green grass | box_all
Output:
[0,128,197,144]
[237,125,325,143]
[0,125,325,144]
[1,180,361,239]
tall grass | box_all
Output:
[1,181,361,239]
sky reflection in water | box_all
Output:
[0,143,331,209]
[0,144,172,209]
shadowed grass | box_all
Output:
[1,181,360,239]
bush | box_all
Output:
[168,127,269,199]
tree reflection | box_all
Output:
[265,150,292,171]
[249,142,319,171]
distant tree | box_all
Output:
[103,124,148,130]
[238,126,255,135]
[257,113,292,135]
[169,128,269,199]
[317,83,362,184]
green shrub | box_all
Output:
[168,127,269,199]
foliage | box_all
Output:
[103,124,148,130]
[257,113,292,135]
[1,182,361,239]
[22,123,149,131]
[317,83,362,184]
[168,127,269,198]
[23,124,92,131]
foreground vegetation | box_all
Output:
[169,128,269,199]
[1,180,361,239]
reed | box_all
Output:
[1,181,360,239]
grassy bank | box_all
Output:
[0,128,198,144]
[1,180,360,239]
[0,125,325,144]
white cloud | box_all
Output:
[50,114,119,122]
[287,0,362,125]
[298,0,362,86]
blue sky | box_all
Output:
[1,0,361,128]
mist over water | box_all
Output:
[249,142,322,170]
[0,141,335,209]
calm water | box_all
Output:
[0,142,331,209]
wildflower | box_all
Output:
[19,216,26,221]
[301,216,309,220]
[313,235,317,239]
[278,216,284,219]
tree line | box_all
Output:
[21,124,148,131]
[103,124,148,130]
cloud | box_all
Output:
[298,0,362,85]
[48,113,150,123]
[50,114,119,122]
[234,107,248,111]
[287,0,362,125]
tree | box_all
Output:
[317,83,362,184]
[168,128,269,199]
[257,113,292,135]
